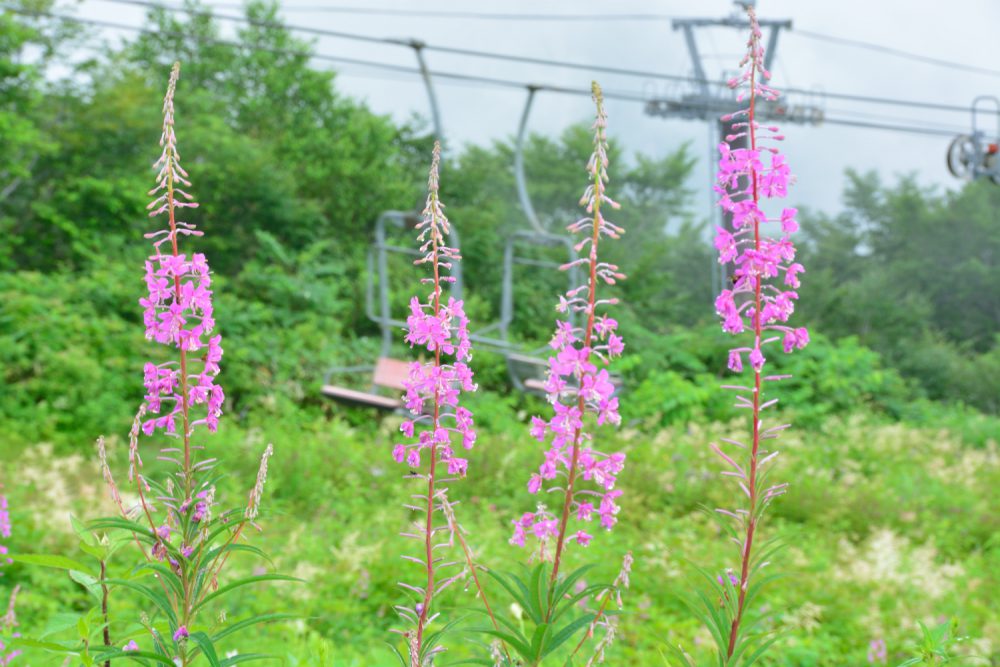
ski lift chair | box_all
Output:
[321,357,409,410]
[321,43,461,411]
[321,209,464,410]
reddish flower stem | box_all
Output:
[550,153,604,593]
[414,199,443,659]
[165,150,193,500]
[727,44,762,660]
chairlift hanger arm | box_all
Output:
[409,39,444,142]
[515,85,546,234]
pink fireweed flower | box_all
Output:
[395,143,477,478]
[0,585,20,666]
[0,494,9,565]
[513,83,627,582]
[139,62,223,439]
[393,142,477,662]
[867,638,887,664]
[709,8,807,661]
[713,42,807,367]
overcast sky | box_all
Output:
[76,0,1000,218]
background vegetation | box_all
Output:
[1,1,998,664]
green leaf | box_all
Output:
[189,631,222,667]
[104,579,178,626]
[70,569,103,602]
[385,641,408,667]
[736,633,782,667]
[219,653,277,665]
[475,629,532,660]
[78,540,106,561]
[10,553,89,571]
[543,613,595,659]
[39,613,84,639]
[202,543,273,568]
[549,584,606,626]
[529,563,548,622]
[529,622,550,660]
[421,616,466,657]
[87,517,152,536]
[211,613,296,642]
[659,643,697,667]
[95,648,179,665]
[550,565,595,606]
[8,637,81,653]
[195,574,300,611]
[484,570,531,619]
[134,562,184,599]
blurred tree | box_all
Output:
[443,124,704,342]
[797,171,1000,410]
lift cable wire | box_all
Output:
[125,0,1000,79]
[792,28,1000,79]
[171,4,688,21]
[1,5,970,139]
[85,0,1000,118]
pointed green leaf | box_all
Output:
[11,553,89,571]
[211,613,296,642]
[189,631,222,667]
[195,574,300,611]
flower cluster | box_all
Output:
[393,143,477,477]
[0,587,19,666]
[704,9,807,661]
[138,62,224,437]
[0,494,9,574]
[513,83,626,557]
[712,17,808,371]
[90,61,277,667]
[392,142,477,662]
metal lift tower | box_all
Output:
[644,1,824,295]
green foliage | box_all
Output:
[895,619,985,666]
[798,172,1000,412]
[6,406,999,665]
[469,563,606,666]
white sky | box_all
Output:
[74,0,1000,217]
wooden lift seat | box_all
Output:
[322,357,411,411]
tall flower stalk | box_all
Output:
[702,7,809,663]
[391,141,477,666]
[0,492,9,575]
[511,82,627,589]
[91,62,279,666]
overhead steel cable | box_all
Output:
[0,5,972,139]
[793,28,1000,79]
[88,0,1000,118]
[179,4,687,21]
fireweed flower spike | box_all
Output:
[91,63,277,667]
[0,491,9,573]
[139,62,223,485]
[709,7,808,661]
[512,82,627,586]
[392,141,477,665]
